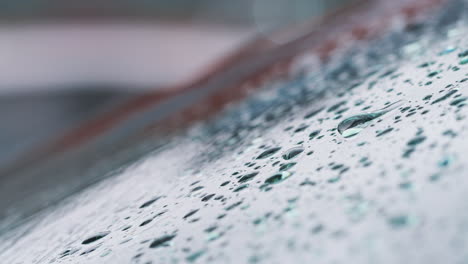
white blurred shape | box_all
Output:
[0,23,253,93]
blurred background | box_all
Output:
[0,0,350,168]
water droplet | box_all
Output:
[238,172,259,183]
[427,71,439,78]
[407,136,426,146]
[337,101,403,138]
[458,49,468,58]
[191,186,204,193]
[81,231,110,245]
[186,249,206,262]
[431,89,458,104]
[149,234,176,248]
[59,248,79,258]
[450,97,467,106]
[264,171,292,185]
[225,201,242,211]
[327,101,346,112]
[183,209,199,220]
[256,147,281,159]
[327,175,341,183]
[140,218,153,227]
[376,127,394,137]
[439,46,456,55]
[279,162,297,171]
[387,215,414,229]
[282,147,304,160]
[294,124,309,133]
[304,107,324,119]
[233,184,249,192]
[309,129,321,139]
[201,193,215,202]
[220,181,230,187]
[139,197,161,208]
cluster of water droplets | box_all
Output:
[3,1,468,263]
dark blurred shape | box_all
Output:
[0,89,132,168]
[0,0,349,25]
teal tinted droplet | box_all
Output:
[398,181,413,190]
[225,201,242,211]
[438,46,456,56]
[328,101,347,112]
[443,129,457,137]
[341,128,363,138]
[257,147,281,159]
[183,209,199,219]
[427,71,439,78]
[376,127,394,137]
[407,136,426,146]
[294,124,309,133]
[460,58,468,65]
[387,215,414,229]
[282,147,304,160]
[438,155,454,168]
[238,172,259,183]
[450,97,467,106]
[418,61,434,68]
[429,173,441,182]
[327,175,341,183]
[304,107,324,119]
[309,129,321,139]
[186,250,206,262]
[337,101,403,138]
[264,171,292,185]
[431,89,458,104]
[82,231,110,245]
[149,234,176,248]
[330,164,344,170]
[423,95,432,101]
[233,184,249,192]
[279,162,297,171]
[458,50,468,58]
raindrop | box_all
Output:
[149,234,176,248]
[407,136,426,146]
[238,172,259,183]
[337,101,404,138]
[233,184,249,192]
[264,171,292,185]
[279,162,297,171]
[431,89,458,104]
[256,147,281,159]
[309,129,321,139]
[387,215,414,229]
[201,194,215,202]
[183,209,199,220]
[140,218,153,227]
[282,147,304,160]
[81,231,110,245]
[186,249,206,262]
[139,197,161,209]
[450,97,467,106]
[376,127,394,137]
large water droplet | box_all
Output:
[256,147,281,159]
[337,101,404,138]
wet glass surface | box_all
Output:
[2,1,468,263]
